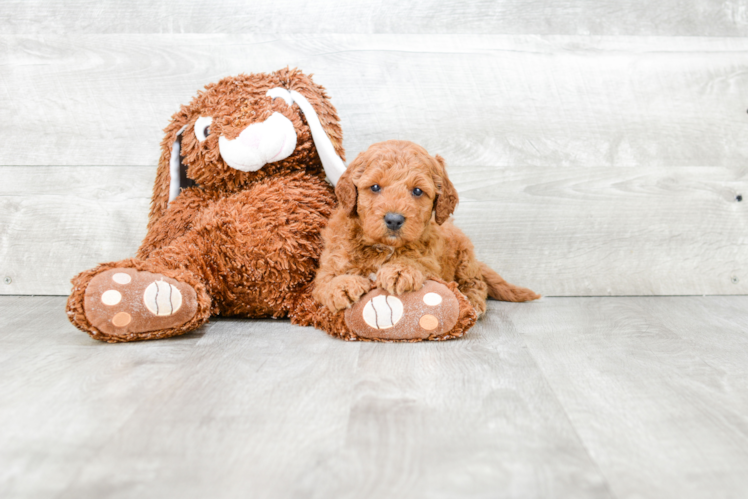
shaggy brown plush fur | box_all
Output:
[310,140,539,341]
[67,69,344,342]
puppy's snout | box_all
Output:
[384,212,406,231]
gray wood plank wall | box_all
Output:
[1,2,746,296]
[4,1,748,36]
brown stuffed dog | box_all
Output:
[67,68,349,342]
[310,140,540,342]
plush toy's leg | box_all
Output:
[67,258,212,343]
[290,279,478,342]
[288,284,355,340]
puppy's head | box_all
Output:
[336,140,458,247]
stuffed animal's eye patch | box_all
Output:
[194,116,213,142]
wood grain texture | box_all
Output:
[55,318,361,498]
[0,166,152,295]
[308,316,610,498]
[3,0,748,36]
[2,165,745,296]
[3,296,748,496]
[2,35,748,168]
[511,296,748,497]
[454,165,748,296]
[0,297,609,497]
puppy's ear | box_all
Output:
[433,154,459,225]
[335,154,363,216]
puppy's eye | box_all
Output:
[412,187,423,197]
[370,184,381,193]
[194,116,213,143]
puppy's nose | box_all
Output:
[384,212,406,231]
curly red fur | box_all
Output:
[313,140,539,327]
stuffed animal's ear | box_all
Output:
[433,154,459,225]
[275,68,348,185]
[279,68,345,163]
[149,108,192,230]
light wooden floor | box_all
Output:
[1,296,748,498]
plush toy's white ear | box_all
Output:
[266,87,293,106]
[290,90,347,186]
[266,87,347,186]
[168,125,188,203]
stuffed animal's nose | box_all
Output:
[218,112,297,172]
[384,212,406,231]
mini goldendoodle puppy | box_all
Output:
[312,140,539,342]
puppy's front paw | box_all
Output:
[321,275,373,312]
[376,264,425,296]
[470,299,487,318]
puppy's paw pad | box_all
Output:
[346,280,460,341]
[84,268,197,336]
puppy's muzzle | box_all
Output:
[384,212,406,231]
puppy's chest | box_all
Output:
[354,245,395,277]
[353,244,442,280]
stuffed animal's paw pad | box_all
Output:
[345,280,461,341]
[423,292,442,306]
[83,268,197,336]
[143,280,183,316]
[100,289,122,305]
[112,273,131,284]
[361,295,404,329]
